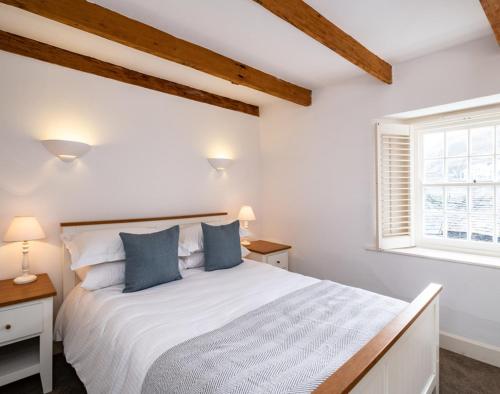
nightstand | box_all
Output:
[0,274,56,393]
[247,240,291,271]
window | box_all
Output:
[377,107,500,257]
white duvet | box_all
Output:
[55,260,318,394]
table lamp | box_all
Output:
[3,216,45,284]
[238,206,256,246]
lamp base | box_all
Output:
[241,239,251,246]
[13,274,37,285]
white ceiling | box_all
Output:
[0,0,494,107]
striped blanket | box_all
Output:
[142,280,406,394]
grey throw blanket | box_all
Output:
[142,281,407,394]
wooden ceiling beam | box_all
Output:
[480,0,500,45]
[0,30,260,116]
[253,0,392,84]
[0,0,311,106]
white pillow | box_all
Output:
[180,246,250,269]
[62,226,190,270]
[75,265,90,281]
[180,251,204,269]
[179,224,204,254]
[79,261,125,290]
[241,246,250,258]
[78,259,186,291]
[180,222,248,253]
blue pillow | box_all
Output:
[120,226,182,293]
[202,220,242,271]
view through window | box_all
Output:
[420,124,500,250]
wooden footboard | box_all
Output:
[315,283,442,394]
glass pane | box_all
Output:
[496,156,500,181]
[446,187,467,211]
[424,212,444,237]
[470,126,494,156]
[497,215,500,244]
[447,213,467,240]
[497,185,500,243]
[424,187,443,210]
[496,125,500,154]
[470,156,493,182]
[470,186,494,213]
[424,159,444,183]
[446,158,467,182]
[423,132,444,159]
[446,129,468,157]
[470,214,494,242]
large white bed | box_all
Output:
[56,261,321,393]
[57,213,442,394]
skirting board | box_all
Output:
[440,331,500,368]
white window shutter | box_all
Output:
[377,123,415,249]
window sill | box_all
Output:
[366,246,500,270]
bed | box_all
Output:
[56,212,442,394]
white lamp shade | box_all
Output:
[208,158,233,171]
[42,139,91,162]
[4,217,45,242]
[238,206,256,221]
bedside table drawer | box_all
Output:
[0,303,43,344]
[266,252,288,270]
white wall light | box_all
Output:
[207,157,233,171]
[41,139,91,162]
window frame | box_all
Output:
[414,113,500,257]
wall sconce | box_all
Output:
[41,139,91,162]
[207,157,233,171]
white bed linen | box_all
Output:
[55,260,318,394]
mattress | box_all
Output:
[55,260,319,394]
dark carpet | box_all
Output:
[440,349,500,394]
[1,349,499,393]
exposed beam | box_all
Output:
[253,0,392,84]
[0,0,311,106]
[0,30,259,116]
[480,0,500,45]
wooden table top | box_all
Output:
[247,240,291,255]
[0,273,56,308]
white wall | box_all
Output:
[2,33,500,350]
[259,36,500,348]
[0,51,261,309]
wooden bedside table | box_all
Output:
[247,240,291,271]
[0,274,56,393]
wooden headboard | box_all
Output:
[60,212,228,299]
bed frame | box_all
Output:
[60,212,442,394]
